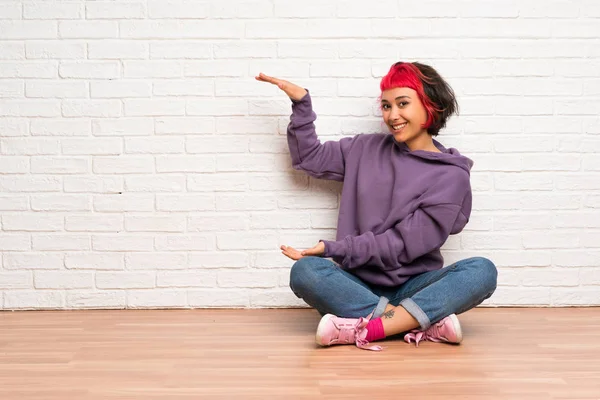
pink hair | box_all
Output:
[380,62,441,131]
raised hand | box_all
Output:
[255,72,307,101]
[280,242,325,261]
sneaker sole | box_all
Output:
[448,314,463,344]
[315,313,335,346]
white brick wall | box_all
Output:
[1,0,599,309]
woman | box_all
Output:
[256,62,497,351]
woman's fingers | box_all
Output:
[281,245,302,261]
[255,72,280,85]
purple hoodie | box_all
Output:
[287,91,474,287]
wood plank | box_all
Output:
[1,308,599,399]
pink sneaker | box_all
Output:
[404,314,463,347]
[315,314,382,351]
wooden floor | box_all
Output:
[1,308,600,400]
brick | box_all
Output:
[31,195,90,211]
[120,20,243,39]
[0,195,28,211]
[127,289,187,308]
[0,156,28,173]
[155,117,214,135]
[66,215,123,232]
[63,176,123,193]
[216,154,276,172]
[215,117,277,133]
[150,42,212,59]
[62,100,122,118]
[62,138,122,155]
[184,60,247,77]
[551,288,600,306]
[88,41,148,59]
[188,289,249,307]
[188,213,249,231]
[153,80,213,97]
[26,80,87,98]
[154,234,215,251]
[24,2,82,19]
[3,252,63,269]
[93,156,154,174]
[0,272,33,290]
[1,138,60,155]
[273,0,336,17]
[186,136,248,154]
[217,269,278,288]
[188,252,248,269]
[66,291,126,309]
[91,81,151,99]
[0,118,28,136]
[156,194,215,211]
[215,41,275,59]
[210,0,272,18]
[277,194,338,209]
[86,1,146,19]
[0,2,21,19]
[246,173,308,192]
[252,251,294,269]
[0,176,61,192]
[31,157,89,174]
[31,119,91,136]
[59,21,118,38]
[26,41,85,59]
[187,99,247,116]
[0,21,57,39]
[0,100,60,117]
[216,193,276,211]
[216,232,278,250]
[148,1,209,18]
[250,212,311,229]
[124,99,185,116]
[71,252,130,275]
[4,291,64,309]
[125,215,186,232]
[34,271,93,289]
[488,287,550,306]
[125,175,185,192]
[126,252,187,270]
[156,271,217,288]
[125,137,184,154]
[94,194,154,212]
[33,234,90,251]
[187,173,248,192]
[123,60,182,78]
[92,235,154,251]
[59,61,119,79]
[92,118,154,136]
[0,81,23,98]
[96,272,155,289]
[156,155,215,173]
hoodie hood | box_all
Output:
[395,138,474,173]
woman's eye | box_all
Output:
[399,102,408,107]
[381,104,390,110]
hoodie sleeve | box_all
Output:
[321,172,471,270]
[287,91,358,182]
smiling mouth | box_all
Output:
[391,122,407,131]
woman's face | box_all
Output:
[381,87,429,145]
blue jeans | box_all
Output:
[289,256,497,330]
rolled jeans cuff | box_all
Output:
[400,298,431,330]
[371,296,389,318]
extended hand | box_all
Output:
[255,72,308,101]
[280,242,325,261]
